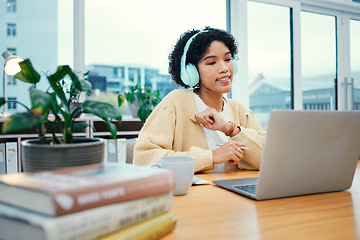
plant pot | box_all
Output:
[127,100,141,119]
[21,137,105,172]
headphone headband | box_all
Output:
[183,31,203,55]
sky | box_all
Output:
[58,0,226,75]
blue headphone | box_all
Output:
[180,31,238,87]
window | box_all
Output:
[248,2,292,130]
[6,76,16,85]
[6,23,16,36]
[58,0,73,67]
[301,12,336,110]
[7,97,17,110]
[6,48,17,55]
[350,19,360,111]
[83,0,226,117]
[6,0,16,13]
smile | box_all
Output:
[216,75,231,82]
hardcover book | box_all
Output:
[0,192,173,240]
[0,163,175,216]
[99,211,177,240]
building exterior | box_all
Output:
[249,73,360,129]
[1,0,58,115]
[87,64,178,98]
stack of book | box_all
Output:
[0,163,177,240]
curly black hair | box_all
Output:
[168,26,238,88]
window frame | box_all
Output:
[228,0,302,109]
[301,4,360,110]
[71,0,360,111]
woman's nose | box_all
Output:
[219,61,229,73]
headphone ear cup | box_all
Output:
[232,58,238,76]
[181,63,199,87]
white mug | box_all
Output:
[150,156,195,196]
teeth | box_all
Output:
[217,76,230,81]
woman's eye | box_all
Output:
[225,58,232,62]
[207,62,216,65]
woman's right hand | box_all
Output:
[212,140,246,165]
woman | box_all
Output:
[133,27,266,172]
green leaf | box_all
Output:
[13,59,41,84]
[68,71,82,100]
[138,104,151,122]
[29,87,51,113]
[82,100,122,120]
[118,94,125,107]
[49,93,61,114]
[2,112,45,133]
[72,122,91,132]
[80,79,92,91]
[0,98,5,107]
[47,65,72,111]
[125,92,135,104]
[103,118,118,139]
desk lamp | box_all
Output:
[2,51,23,116]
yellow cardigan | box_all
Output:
[133,89,266,172]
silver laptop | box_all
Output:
[213,110,360,200]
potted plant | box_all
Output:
[118,84,161,122]
[0,59,123,172]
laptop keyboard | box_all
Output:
[233,184,257,194]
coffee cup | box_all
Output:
[150,156,195,196]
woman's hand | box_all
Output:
[212,140,246,165]
[190,108,229,132]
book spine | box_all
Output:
[0,192,173,240]
[5,142,18,173]
[0,143,6,174]
[116,138,126,164]
[106,139,117,163]
[98,211,177,240]
[54,170,175,216]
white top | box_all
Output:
[194,93,230,169]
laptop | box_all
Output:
[213,110,360,200]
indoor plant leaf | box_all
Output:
[3,59,122,145]
[138,105,151,122]
[71,121,92,132]
[49,93,61,115]
[47,65,72,111]
[102,117,118,140]
[29,87,51,114]
[79,79,92,91]
[120,84,161,122]
[0,97,5,107]
[118,94,125,107]
[13,59,41,84]
[82,100,122,120]
[2,112,45,133]
[125,92,135,104]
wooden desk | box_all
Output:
[164,162,360,240]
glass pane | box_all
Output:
[0,0,61,115]
[248,2,291,130]
[58,0,73,67]
[84,0,226,118]
[301,12,336,110]
[350,19,360,111]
